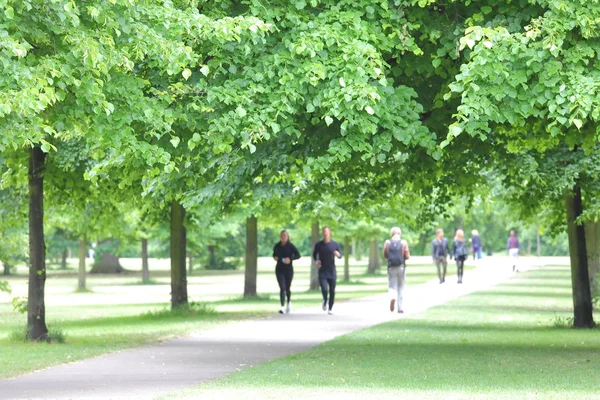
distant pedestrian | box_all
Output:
[453,229,468,284]
[383,227,410,313]
[273,230,301,314]
[507,229,519,272]
[313,226,343,315]
[432,229,450,284]
[470,229,482,260]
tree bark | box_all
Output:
[3,263,10,276]
[565,183,595,328]
[170,200,188,309]
[27,146,48,341]
[343,236,350,282]
[352,238,359,261]
[244,215,258,298]
[61,249,68,269]
[367,234,380,274]
[584,221,600,292]
[310,221,320,290]
[141,238,150,283]
[78,237,86,290]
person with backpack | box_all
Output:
[272,230,301,314]
[453,229,468,284]
[432,228,450,284]
[383,227,410,313]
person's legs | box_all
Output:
[436,258,443,283]
[285,268,294,312]
[388,266,399,311]
[328,276,336,312]
[441,257,447,282]
[319,273,329,311]
[276,270,286,313]
[457,257,464,283]
[397,266,406,312]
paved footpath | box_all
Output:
[0,258,521,400]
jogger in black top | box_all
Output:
[312,226,342,314]
[273,230,301,314]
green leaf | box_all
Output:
[365,106,375,115]
[200,65,210,76]
[182,69,192,80]
[236,106,247,118]
[325,116,334,126]
[170,137,181,148]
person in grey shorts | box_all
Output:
[383,227,410,313]
[432,228,450,284]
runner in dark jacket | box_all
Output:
[312,226,342,314]
[273,230,301,314]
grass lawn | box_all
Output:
[0,256,447,379]
[170,264,600,400]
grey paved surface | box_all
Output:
[0,258,520,400]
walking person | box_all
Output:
[453,229,468,284]
[507,229,520,272]
[383,227,410,313]
[273,230,301,314]
[313,226,343,315]
[432,228,450,284]
[471,229,483,260]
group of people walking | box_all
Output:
[272,225,518,315]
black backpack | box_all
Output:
[387,239,405,267]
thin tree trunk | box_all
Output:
[584,221,600,292]
[310,221,320,290]
[3,263,10,276]
[27,146,48,341]
[78,237,86,290]
[141,238,150,283]
[61,249,67,269]
[208,245,216,267]
[536,230,541,257]
[188,251,194,274]
[367,233,380,274]
[170,200,188,309]
[343,236,350,282]
[244,215,258,298]
[565,183,595,328]
[352,238,358,261]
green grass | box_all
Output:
[170,265,600,400]
[0,256,447,379]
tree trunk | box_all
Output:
[244,216,258,298]
[61,249,68,269]
[584,221,600,292]
[536,230,541,257]
[78,237,86,290]
[367,234,380,274]
[27,146,48,341]
[141,238,150,283]
[170,200,188,309]
[352,238,359,261]
[89,253,124,273]
[3,263,10,276]
[310,221,320,290]
[565,183,595,328]
[527,238,532,255]
[343,236,350,282]
[208,245,216,268]
[188,251,194,274]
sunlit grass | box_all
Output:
[170,265,600,400]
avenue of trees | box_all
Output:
[0,0,598,339]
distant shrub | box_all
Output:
[552,315,574,328]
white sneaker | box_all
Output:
[286,302,291,314]
[279,307,285,314]
[322,300,327,311]
[328,309,334,315]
